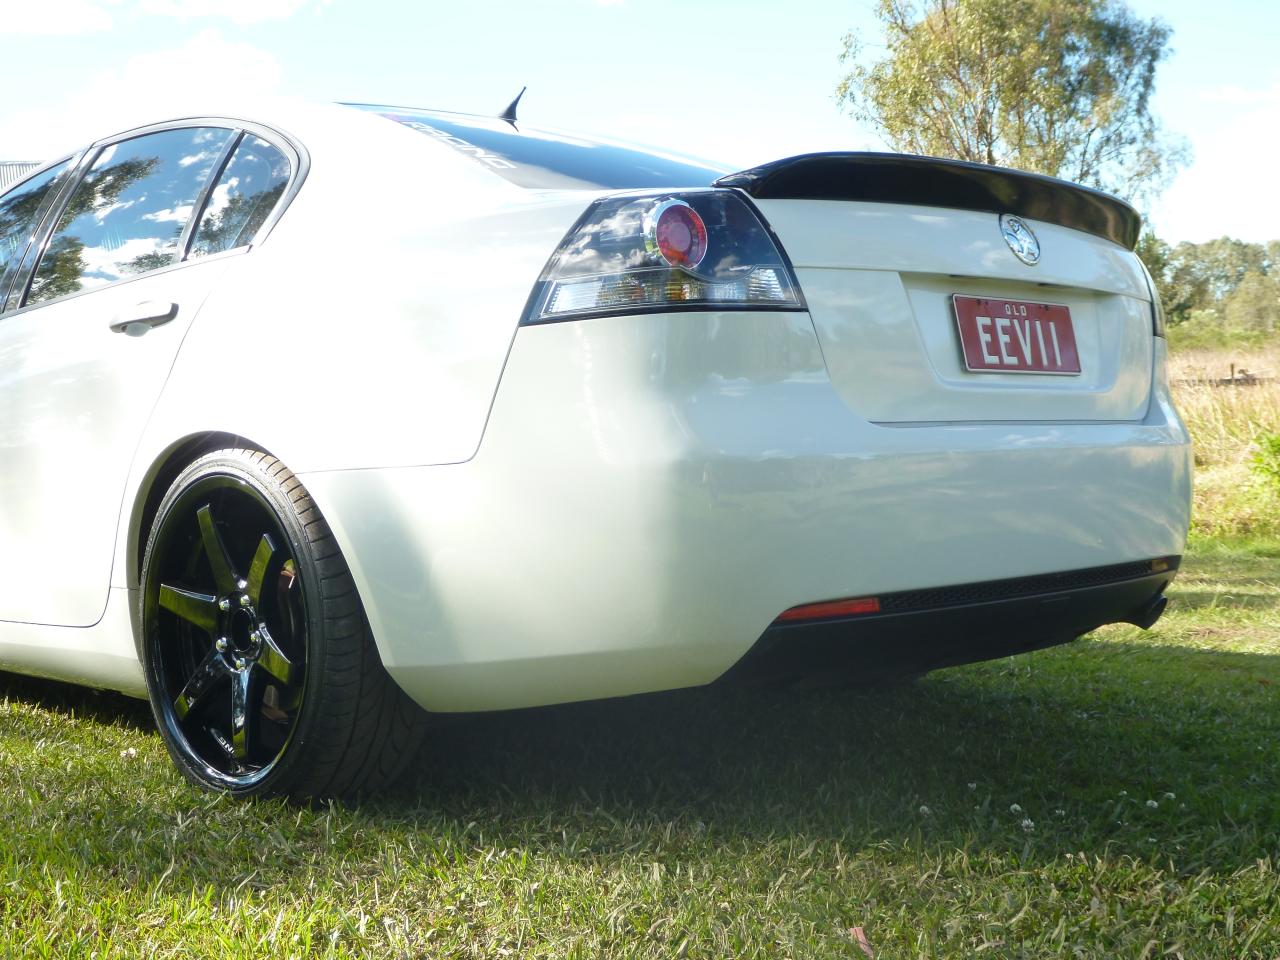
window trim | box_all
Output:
[0,152,85,313]
[2,115,308,318]
[178,130,243,262]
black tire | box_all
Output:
[140,447,427,800]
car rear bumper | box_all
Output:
[721,559,1178,687]
[300,310,1192,713]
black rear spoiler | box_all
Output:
[714,152,1141,250]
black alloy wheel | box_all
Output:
[141,448,427,799]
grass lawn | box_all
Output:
[1,538,1277,959]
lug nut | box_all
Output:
[234,658,247,671]
[215,637,229,652]
[239,594,252,608]
[218,598,231,612]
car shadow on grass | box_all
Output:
[0,638,1276,881]
[0,672,153,730]
[386,638,1280,865]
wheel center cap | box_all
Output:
[228,606,260,656]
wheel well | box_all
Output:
[129,432,275,589]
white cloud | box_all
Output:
[135,0,317,24]
[201,180,237,221]
[80,235,166,281]
[141,204,194,223]
[1150,97,1280,242]
[113,29,284,94]
[0,30,284,161]
[93,197,140,223]
[0,0,120,35]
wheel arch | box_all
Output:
[126,432,279,594]
[122,431,385,673]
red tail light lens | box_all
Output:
[646,199,707,268]
[524,189,804,324]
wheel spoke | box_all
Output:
[197,503,240,595]
[244,533,276,607]
[158,584,219,635]
[208,727,237,762]
[255,624,295,685]
[229,667,256,761]
[148,475,311,785]
[174,648,229,721]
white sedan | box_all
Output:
[0,100,1191,798]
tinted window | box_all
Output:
[26,127,235,305]
[0,160,74,309]
[190,135,290,257]
[352,104,730,191]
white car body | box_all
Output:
[0,100,1191,717]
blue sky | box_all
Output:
[1,0,1276,243]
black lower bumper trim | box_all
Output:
[720,558,1180,686]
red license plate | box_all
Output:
[953,295,1081,375]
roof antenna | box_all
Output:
[499,86,526,127]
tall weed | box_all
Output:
[1168,346,1280,537]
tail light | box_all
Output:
[1138,260,1167,338]
[523,189,805,325]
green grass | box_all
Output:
[2,541,1278,958]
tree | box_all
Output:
[190,181,286,257]
[1144,237,1274,324]
[1138,235,1280,345]
[1223,271,1279,338]
[838,0,1188,204]
[25,156,160,303]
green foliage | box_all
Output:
[837,0,1187,204]
[1225,271,1280,338]
[1254,432,1280,488]
[1141,235,1280,344]
[1165,308,1273,351]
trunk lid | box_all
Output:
[720,154,1154,424]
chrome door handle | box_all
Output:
[109,301,179,336]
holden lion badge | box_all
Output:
[1000,214,1040,266]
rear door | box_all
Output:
[0,124,240,627]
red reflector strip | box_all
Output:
[776,596,881,623]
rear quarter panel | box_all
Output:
[115,105,592,588]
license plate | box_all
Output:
[953,295,1081,375]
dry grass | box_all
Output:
[1168,345,1280,538]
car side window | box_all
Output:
[0,159,75,311]
[189,135,291,258]
[25,126,236,306]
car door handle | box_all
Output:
[109,301,179,336]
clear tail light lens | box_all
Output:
[524,190,804,324]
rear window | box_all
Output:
[348,103,730,191]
